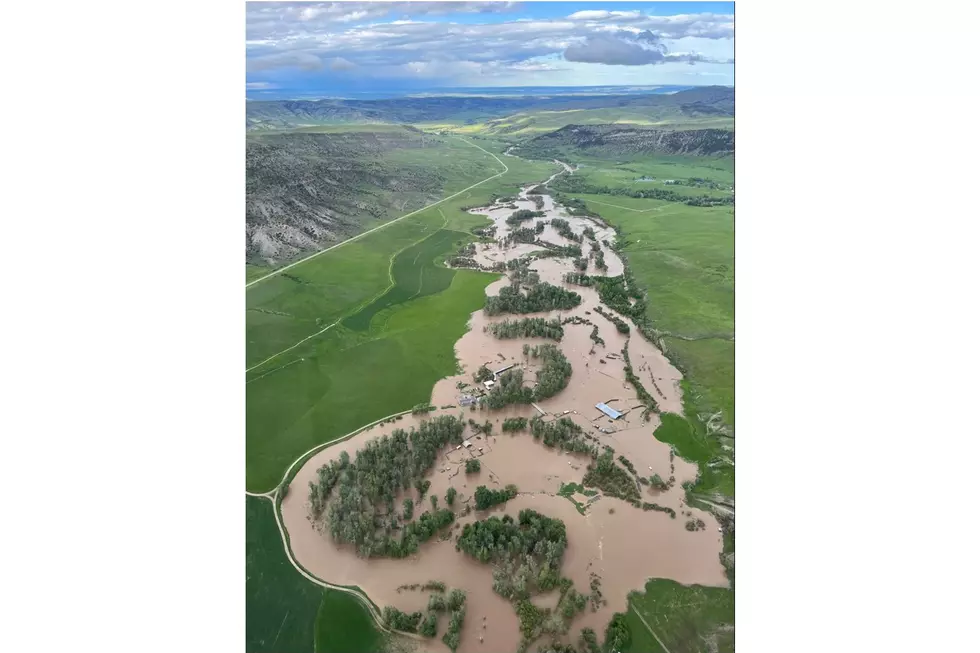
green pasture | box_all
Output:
[247,496,384,653]
[314,590,386,653]
[246,228,496,491]
[625,578,734,653]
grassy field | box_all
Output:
[314,590,386,653]
[247,496,385,653]
[246,496,325,652]
[247,263,269,283]
[625,579,734,653]
[246,214,499,491]
[417,107,734,137]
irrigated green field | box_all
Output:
[247,496,384,653]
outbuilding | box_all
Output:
[595,402,623,420]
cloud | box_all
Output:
[245,82,279,90]
[245,4,734,87]
[567,10,644,22]
[329,57,357,71]
[247,52,323,72]
[564,35,667,66]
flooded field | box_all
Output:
[280,173,727,652]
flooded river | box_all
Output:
[280,169,727,652]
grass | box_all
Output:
[418,107,734,138]
[558,481,598,515]
[246,226,497,491]
[625,579,734,653]
[314,590,386,653]
[246,496,385,653]
[247,263,269,283]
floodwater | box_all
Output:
[280,171,727,652]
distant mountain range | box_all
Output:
[246,86,734,131]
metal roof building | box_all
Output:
[595,402,623,420]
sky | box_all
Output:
[246,2,735,99]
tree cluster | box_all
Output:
[456,509,568,596]
[484,282,582,316]
[474,483,519,510]
[502,417,529,432]
[465,458,481,474]
[382,606,422,633]
[308,450,350,517]
[473,364,494,383]
[582,450,641,501]
[594,306,630,334]
[550,218,582,242]
[528,344,573,400]
[642,502,676,518]
[506,209,545,225]
[529,416,598,455]
[441,590,467,653]
[486,317,564,341]
[321,416,466,557]
[506,225,543,244]
[604,613,632,652]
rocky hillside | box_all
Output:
[246,130,451,266]
[516,124,735,159]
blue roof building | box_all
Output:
[595,402,623,420]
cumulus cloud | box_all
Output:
[564,35,667,66]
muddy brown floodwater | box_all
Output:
[280,172,728,653]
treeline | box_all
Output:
[621,343,659,416]
[551,175,733,206]
[594,306,630,334]
[529,416,598,456]
[484,282,582,316]
[474,484,518,510]
[502,417,528,431]
[320,415,467,558]
[561,315,605,347]
[536,241,582,259]
[486,317,564,341]
[550,218,581,242]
